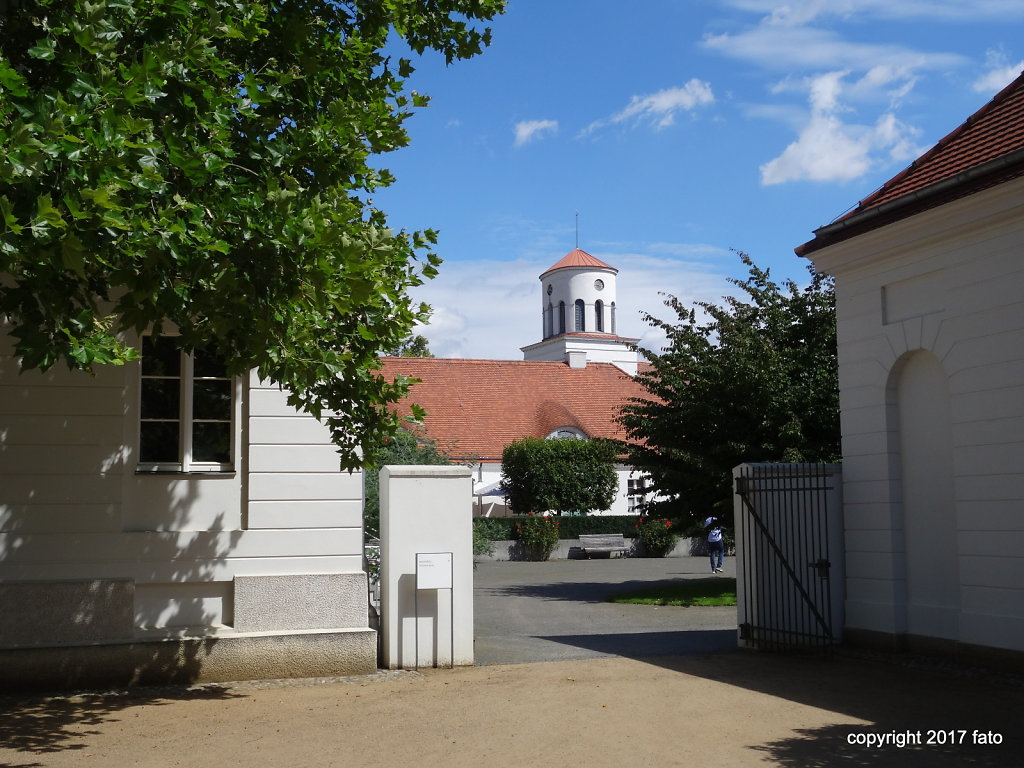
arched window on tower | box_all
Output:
[610,302,616,334]
[595,299,604,332]
[574,299,585,332]
[545,303,553,338]
[558,301,566,334]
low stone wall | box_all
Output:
[475,536,717,561]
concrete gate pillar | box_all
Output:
[380,465,474,669]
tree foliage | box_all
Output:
[619,252,839,524]
[362,426,452,538]
[0,0,504,469]
[384,333,434,358]
[500,437,619,515]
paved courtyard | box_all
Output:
[2,556,1022,767]
[473,555,738,664]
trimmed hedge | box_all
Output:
[473,515,641,541]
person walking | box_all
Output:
[705,516,725,573]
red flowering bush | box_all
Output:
[513,514,561,561]
[635,516,679,557]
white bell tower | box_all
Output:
[520,248,639,375]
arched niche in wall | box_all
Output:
[887,349,960,641]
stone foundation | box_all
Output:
[0,628,377,692]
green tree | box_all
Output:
[384,333,434,358]
[500,437,618,515]
[0,0,504,469]
[619,252,839,526]
[363,426,451,539]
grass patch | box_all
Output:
[607,577,737,607]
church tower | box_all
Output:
[520,248,639,375]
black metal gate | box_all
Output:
[734,463,842,654]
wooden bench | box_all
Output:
[578,533,627,558]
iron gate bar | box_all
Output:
[735,467,835,645]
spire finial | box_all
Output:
[575,211,579,249]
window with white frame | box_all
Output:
[627,475,648,512]
[139,336,234,472]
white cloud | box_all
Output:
[611,81,716,128]
[850,64,918,106]
[513,119,558,147]
[410,249,734,359]
[719,0,1024,23]
[973,50,1024,94]
[703,24,962,73]
[759,71,923,185]
[581,80,714,136]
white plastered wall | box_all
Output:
[807,178,1024,653]
[0,336,371,672]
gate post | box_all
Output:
[380,465,474,669]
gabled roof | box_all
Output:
[797,70,1024,257]
[541,248,617,277]
[377,357,649,461]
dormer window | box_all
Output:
[546,427,586,440]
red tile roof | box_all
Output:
[797,69,1024,256]
[541,248,617,277]
[377,357,650,461]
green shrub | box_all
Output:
[501,437,618,514]
[555,515,639,539]
[634,516,679,557]
[473,515,642,540]
[511,515,560,560]
[473,517,510,541]
[473,525,495,557]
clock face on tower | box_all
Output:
[594,279,605,291]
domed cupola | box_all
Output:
[538,248,618,339]
[521,248,639,375]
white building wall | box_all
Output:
[521,337,639,376]
[808,178,1024,653]
[0,333,374,684]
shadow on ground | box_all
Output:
[539,633,1023,767]
[480,576,714,603]
[0,685,243,765]
[537,629,737,657]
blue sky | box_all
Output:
[375,0,1024,359]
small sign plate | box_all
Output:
[416,552,453,590]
